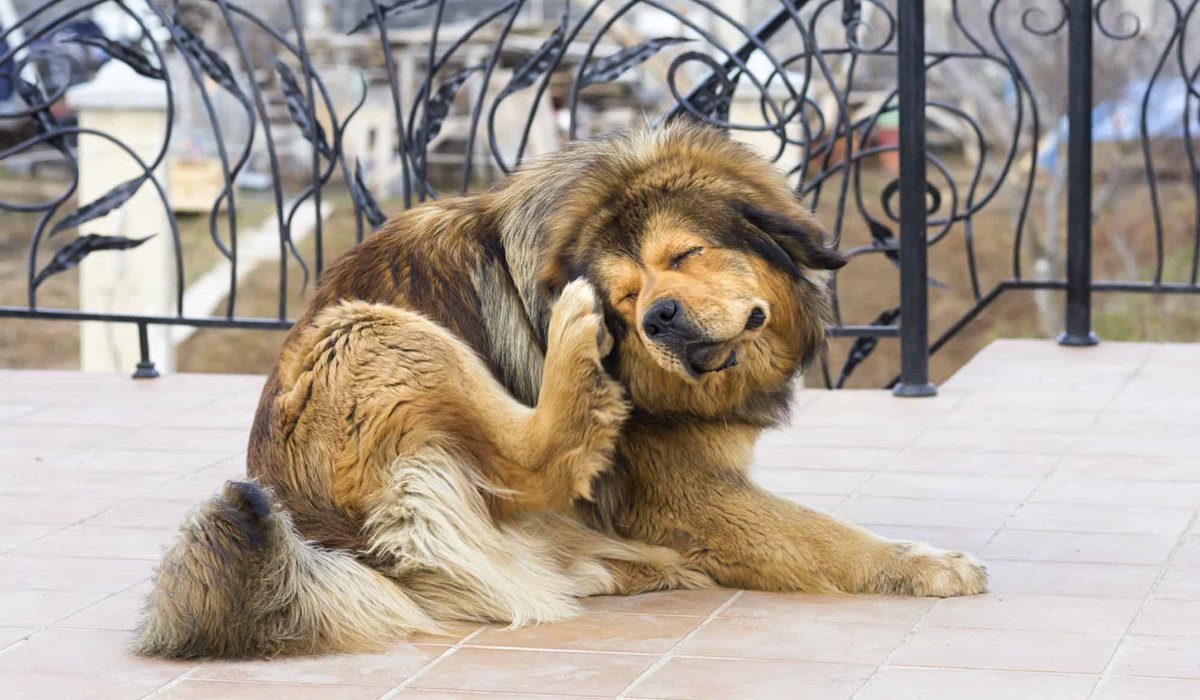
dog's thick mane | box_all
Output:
[490,123,831,414]
[305,124,816,417]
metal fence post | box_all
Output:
[133,322,160,379]
[1059,0,1100,346]
[70,62,178,374]
[892,0,937,397]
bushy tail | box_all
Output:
[132,480,440,659]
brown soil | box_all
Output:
[3,161,1198,387]
[0,177,80,369]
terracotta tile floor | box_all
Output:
[1,339,1199,699]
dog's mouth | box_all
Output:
[684,342,738,377]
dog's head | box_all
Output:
[539,125,845,423]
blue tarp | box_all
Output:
[1038,77,1200,170]
[0,30,11,102]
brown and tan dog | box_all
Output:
[134,124,986,659]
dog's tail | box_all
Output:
[132,480,439,659]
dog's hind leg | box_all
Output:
[507,277,631,507]
[516,512,716,597]
[360,447,592,626]
[264,287,633,625]
[362,470,715,628]
[279,278,627,521]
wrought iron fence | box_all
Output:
[0,0,1197,390]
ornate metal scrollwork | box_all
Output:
[1,0,1197,385]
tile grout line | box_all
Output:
[973,450,1070,555]
[1,403,43,421]
[0,636,32,660]
[972,353,1147,557]
[8,354,1198,698]
[863,665,1184,678]
[848,360,1147,700]
[0,444,238,556]
[455,645,670,656]
[0,389,249,694]
[1085,504,1200,700]
[846,597,942,700]
[139,662,205,698]
[0,575,150,659]
[829,400,998,517]
[831,423,927,516]
[615,589,744,700]
[907,359,1147,697]
[377,625,489,698]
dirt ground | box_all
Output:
[3,160,1198,389]
[0,177,80,370]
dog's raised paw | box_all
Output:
[542,279,629,501]
[548,279,611,359]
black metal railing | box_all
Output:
[1,0,1198,391]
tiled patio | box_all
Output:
[1,339,1198,699]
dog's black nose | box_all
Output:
[643,298,680,338]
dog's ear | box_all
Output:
[537,248,588,299]
[733,201,846,277]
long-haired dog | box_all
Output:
[135,124,986,659]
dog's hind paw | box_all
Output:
[545,281,626,417]
[548,279,612,359]
[542,280,629,501]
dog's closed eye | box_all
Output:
[669,246,704,269]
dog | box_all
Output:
[134,123,987,659]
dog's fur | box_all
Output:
[134,124,986,659]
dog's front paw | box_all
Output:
[880,542,988,597]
